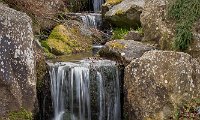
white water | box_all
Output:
[49,60,121,120]
[79,13,102,28]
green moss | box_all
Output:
[41,24,92,56]
[116,10,124,15]
[112,27,130,39]
[109,41,125,49]
[105,0,123,5]
[48,38,72,55]
[48,25,78,47]
[168,0,200,51]
[8,108,32,120]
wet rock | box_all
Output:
[104,0,145,28]
[124,50,200,120]
[99,40,155,65]
[0,4,36,118]
[124,30,143,41]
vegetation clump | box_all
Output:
[112,27,130,39]
[8,108,32,120]
[168,0,200,51]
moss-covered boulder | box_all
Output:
[42,21,93,56]
[104,0,145,28]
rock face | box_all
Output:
[99,40,155,65]
[124,50,200,120]
[0,4,36,118]
[104,0,145,28]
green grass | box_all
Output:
[168,0,200,51]
[112,27,129,39]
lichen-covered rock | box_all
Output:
[124,50,200,120]
[104,0,145,28]
[99,40,155,65]
[0,4,36,118]
[42,20,93,56]
[141,0,200,60]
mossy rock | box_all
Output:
[42,24,92,56]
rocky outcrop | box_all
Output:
[141,0,200,60]
[99,40,155,65]
[0,4,36,118]
[124,50,200,120]
[104,0,145,28]
[42,20,93,56]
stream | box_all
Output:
[47,0,121,120]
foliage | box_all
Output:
[112,27,129,39]
[8,108,32,120]
[168,0,200,51]
[174,98,200,119]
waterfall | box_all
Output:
[92,0,105,13]
[48,60,121,120]
[79,13,102,28]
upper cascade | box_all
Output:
[90,0,105,12]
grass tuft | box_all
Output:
[112,27,129,39]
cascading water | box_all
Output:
[92,0,105,13]
[79,13,102,28]
[48,60,121,120]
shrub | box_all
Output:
[168,0,200,51]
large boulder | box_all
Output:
[104,0,145,28]
[141,0,200,60]
[99,40,155,65]
[3,0,66,33]
[124,50,200,120]
[0,4,36,119]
